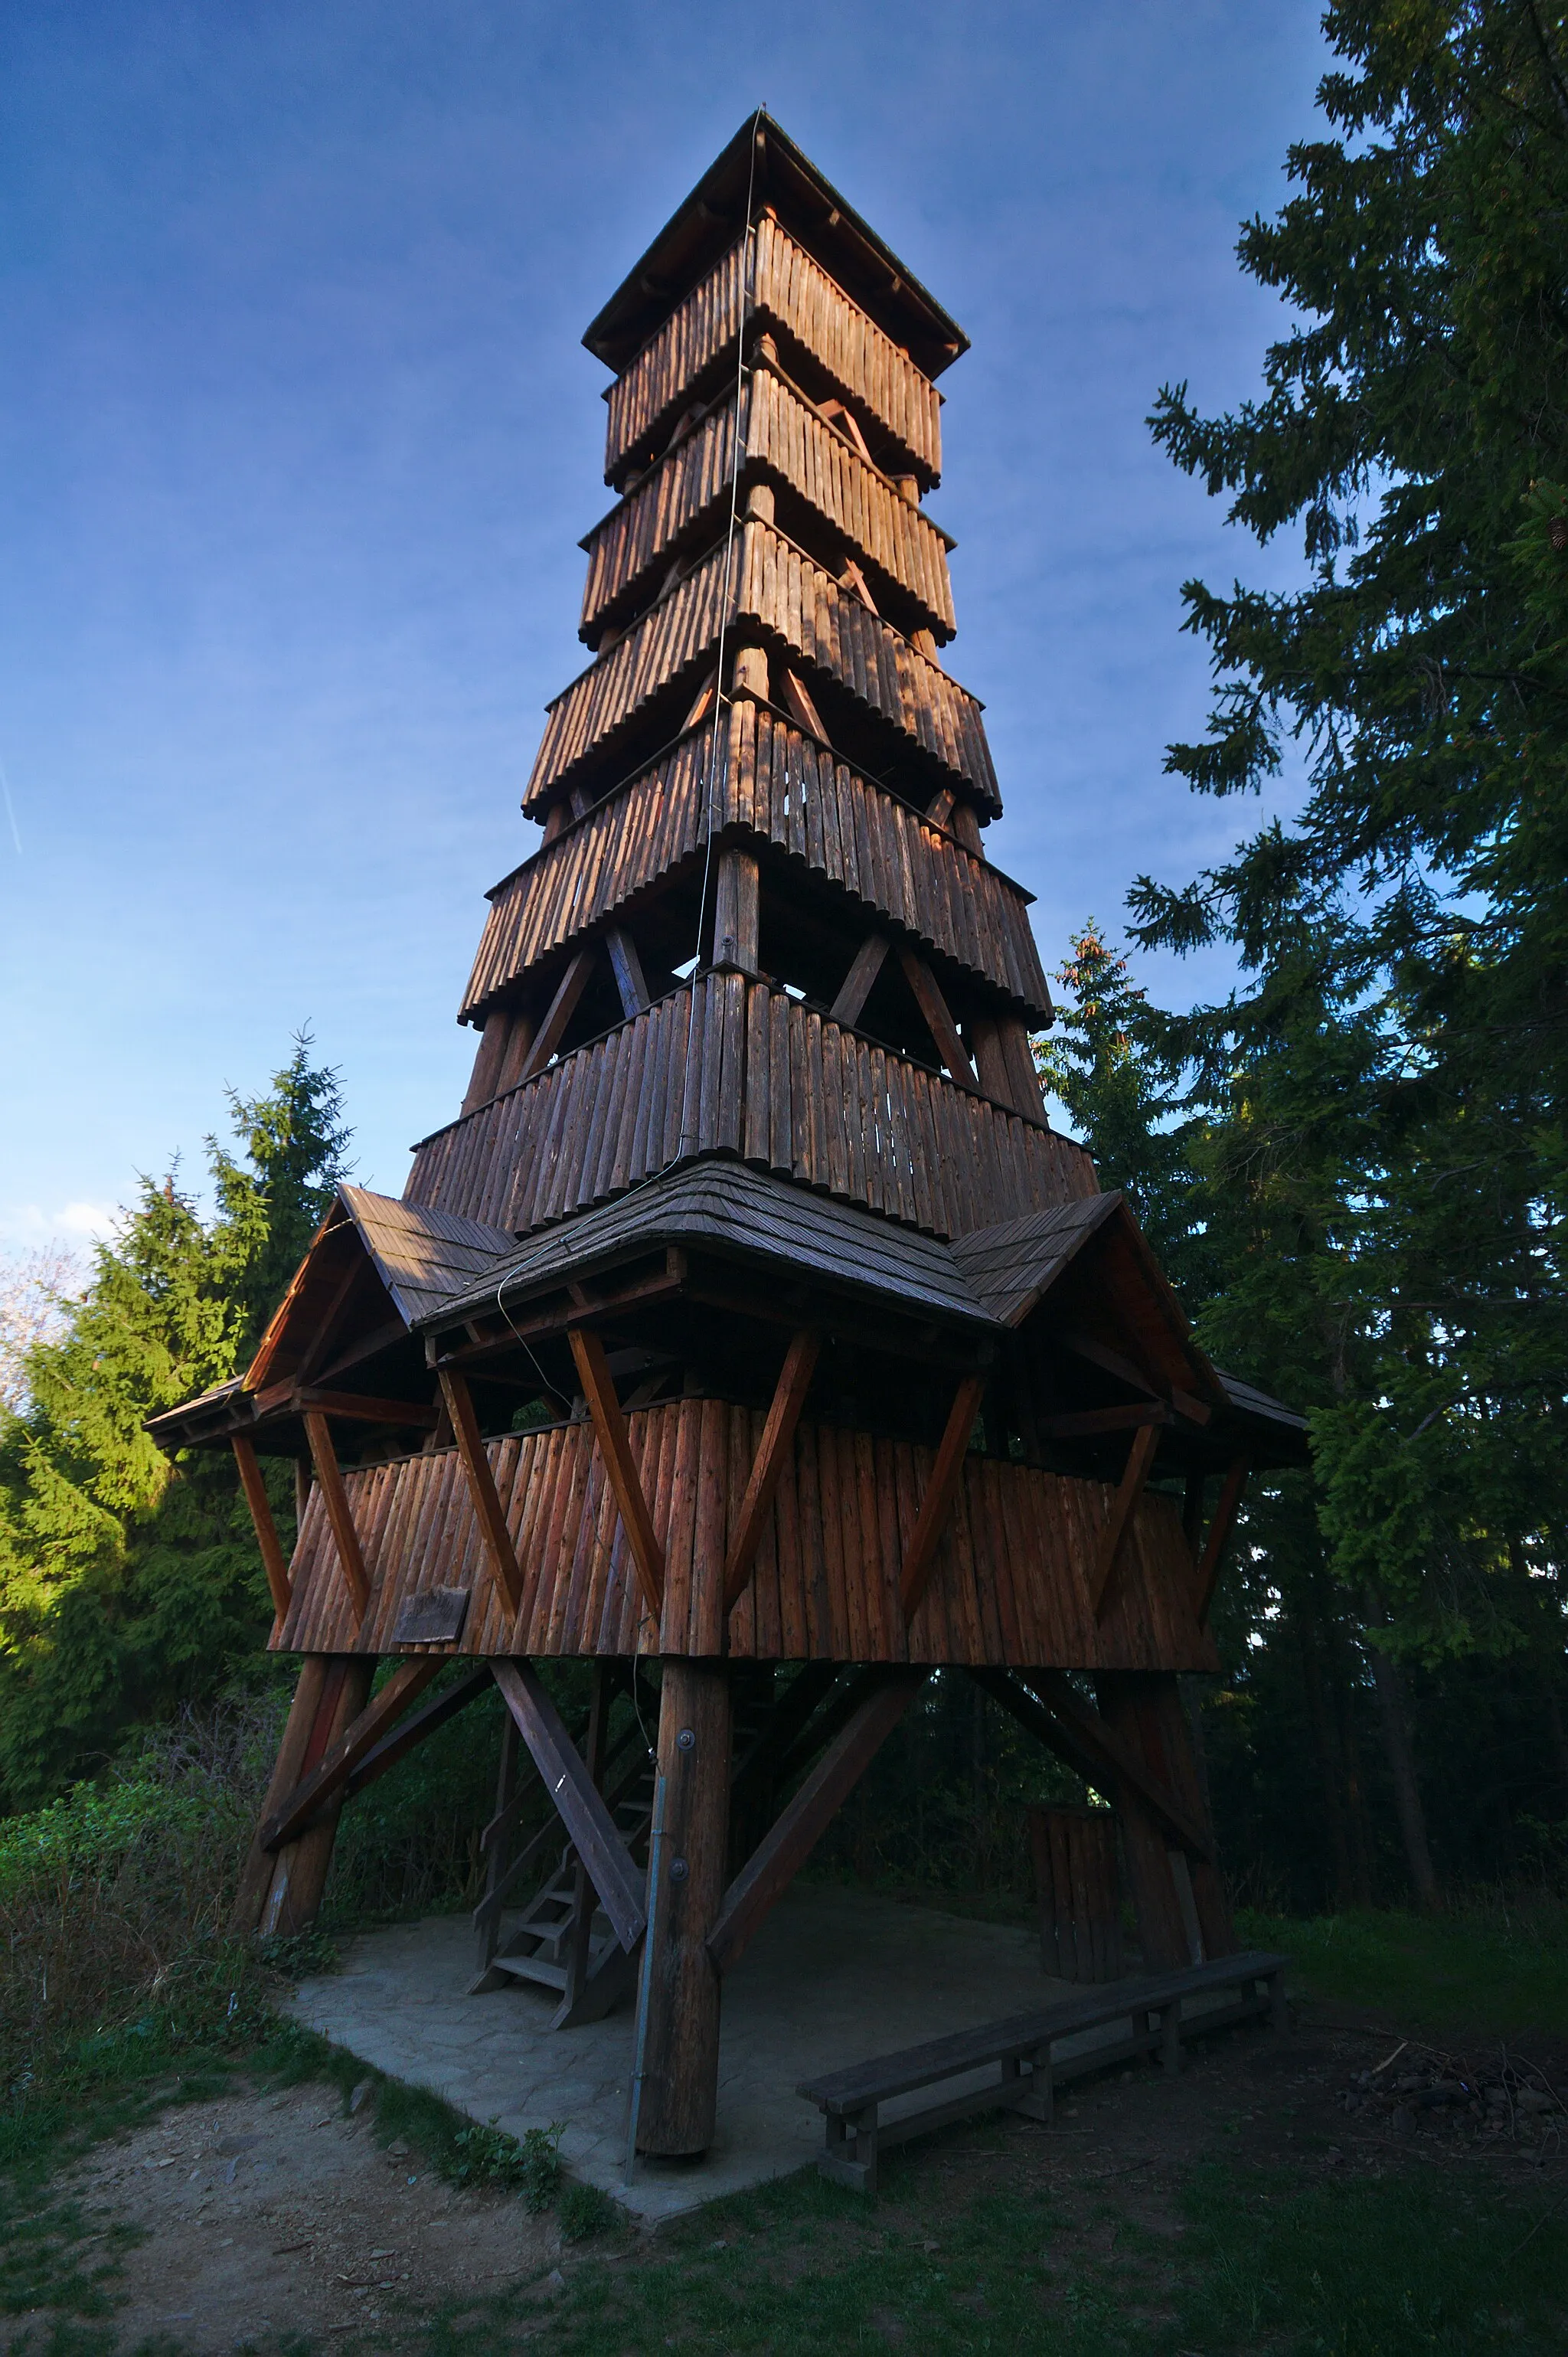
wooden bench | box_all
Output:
[797,1948,1289,2192]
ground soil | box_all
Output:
[16,2001,1566,2354]
[15,2081,557,2353]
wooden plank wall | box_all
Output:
[604,216,942,488]
[407,974,1096,1238]
[465,706,1050,1025]
[525,519,997,815]
[582,369,956,642]
[273,1404,1217,1674]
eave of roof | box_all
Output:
[582,113,968,379]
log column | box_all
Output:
[258,1656,376,1938]
[635,1659,733,2156]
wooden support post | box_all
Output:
[1094,1673,1197,1972]
[461,1006,512,1114]
[260,1658,444,1849]
[1139,1675,1236,1959]
[303,1409,371,1617]
[974,1669,1214,1862]
[568,1328,665,1618]
[707,1672,928,1976]
[605,926,651,1018]
[491,1659,645,1950]
[559,1664,614,2019]
[1028,1804,1123,1983]
[495,1006,538,1095]
[633,1659,733,2156]
[713,846,760,973]
[724,1331,820,1608]
[439,1369,524,1616]
[260,1656,376,1937]
[900,1375,986,1620]
[473,1708,521,1984]
[897,946,978,1087]
[1090,1420,1161,1622]
[231,1656,331,1934]
[828,933,889,1030]
[518,946,596,1082]
[230,1434,292,1622]
[777,665,831,745]
[1193,1456,1250,1623]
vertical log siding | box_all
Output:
[603,216,943,488]
[466,707,1050,1023]
[582,368,956,644]
[273,1407,1215,1674]
[407,973,1093,1240]
[525,519,998,816]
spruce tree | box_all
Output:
[0,1037,350,1808]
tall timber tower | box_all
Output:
[154,115,1305,2160]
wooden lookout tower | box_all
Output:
[153,113,1306,2160]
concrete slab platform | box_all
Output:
[286,1885,1070,2221]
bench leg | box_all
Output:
[1267,1970,1290,2038]
[1012,2042,1054,2123]
[1159,2003,1183,2074]
[819,2104,878,2195]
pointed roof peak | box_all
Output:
[583,110,968,380]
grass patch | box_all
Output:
[407,2146,1568,2357]
[1240,1898,1568,2035]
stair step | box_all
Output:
[492,1954,569,1989]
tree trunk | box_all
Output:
[1363,1604,1440,1911]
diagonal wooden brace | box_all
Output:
[971,1668,1213,1864]
[900,1375,987,1621]
[569,1327,665,1618]
[491,1659,646,1953]
[230,1433,292,1621]
[304,1408,371,1616]
[724,1330,820,1609]
[439,1369,524,1617]
[1089,1420,1161,1622]
[1193,1456,1250,1623]
[261,1658,444,1850]
[707,1670,929,1976]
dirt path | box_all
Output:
[23,2081,557,2352]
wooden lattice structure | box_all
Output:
[152,113,1306,2160]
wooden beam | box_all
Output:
[900,1374,987,1621]
[1023,1670,1214,1862]
[897,946,978,1089]
[519,946,596,1082]
[303,1408,371,1617]
[1089,1419,1161,1623]
[261,1658,444,1849]
[461,1005,511,1115]
[439,1369,524,1617]
[707,1672,928,1976]
[605,926,651,1018]
[491,1659,646,1952]
[294,1390,436,1429]
[1194,1456,1250,1623]
[568,1327,665,1618]
[724,1330,821,1608]
[341,1666,493,1803]
[778,665,831,744]
[1038,1404,1169,1441]
[828,933,890,1029]
[230,1433,292,1620]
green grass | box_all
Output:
[408,2147,1568,2357]
[1240,1899,1568,2035]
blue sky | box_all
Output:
[0,0,1328,1249]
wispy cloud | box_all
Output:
[0,1201,117,1250]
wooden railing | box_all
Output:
[466,706,1050,1023]
[407,973,1093,1241]
[603,216,942,486]
[525,519,998,813]
[273,1406,1207,1674]
[582,368,956,642]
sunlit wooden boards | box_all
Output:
[406,973,1096,1240]
[524,518,998,817]
[273,1404,1219,1673]
[605,215,942,490]
[582,368,957,645]
[463,708,1050,1025]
